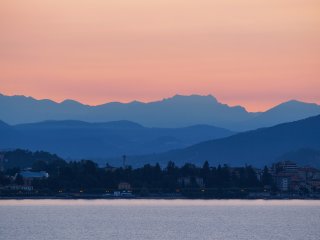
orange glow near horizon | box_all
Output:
[0,0,319,112]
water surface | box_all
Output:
[0,200,319,240]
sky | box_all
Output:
[0,0,319,111]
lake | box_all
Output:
[0,200,319,240]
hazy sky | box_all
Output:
[0,0,319,111]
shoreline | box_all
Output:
[1,196,320,200]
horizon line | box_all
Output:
[0,91,319,113]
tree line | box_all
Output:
[1,149,275,197]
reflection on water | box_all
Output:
[1,199,320,206]
[0,200,320,240]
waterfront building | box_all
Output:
[17,170,49,186]
[118,182,131,190]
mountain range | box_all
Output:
[0,120,234,159]
[1,93,320,131]
[1,93,320,168]
[119,115,320,167]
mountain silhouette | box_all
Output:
[0,120,234,159]
[1,93,319,131]
[123,115,320,167]
[237,100,320,130]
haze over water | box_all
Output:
[1,199,320,240]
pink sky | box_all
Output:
[0,0,319,111]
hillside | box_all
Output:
[123,115,320,167]
[238,100,320,130]
[0,120,234,159]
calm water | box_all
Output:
[0,200,320,240]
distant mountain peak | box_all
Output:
[0,93,56,105]
[166,94,218,102]
[286,99,303,104]
[60,99,85,106]
[128,100,144,105]
[268,99,320,111]
[1,92,319,130]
